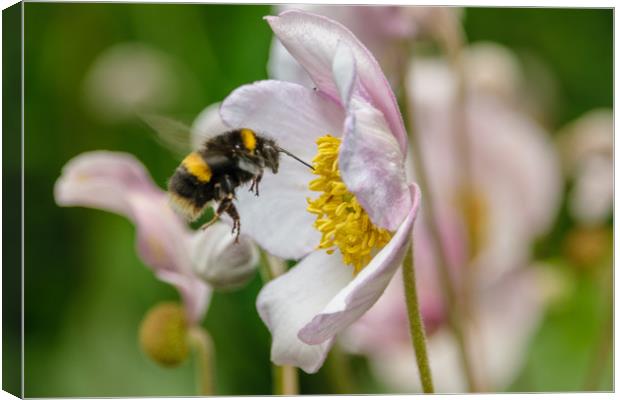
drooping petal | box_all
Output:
[256,250,354,373]
[220,79,345,162]
[54,151,159,213]
[298,184,420,345]
[339,97,411,230]
[54,151,210,323]
[191,102,229,150]
[156,269,211,325]
[266,10,408,154]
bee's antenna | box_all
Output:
[275,146,314,170]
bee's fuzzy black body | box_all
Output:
[168,129,280,238]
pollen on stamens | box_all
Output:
[306,135,392,274]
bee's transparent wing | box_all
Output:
[139,113,193,157]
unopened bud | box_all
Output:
[564,226,611,268]
[139,302,189,367]
[191,222,259,290]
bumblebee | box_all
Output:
[168,128,312,239]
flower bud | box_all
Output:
[191,222,259,290]
[563,226,611,268]
[139,302,189,367]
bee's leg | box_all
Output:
[224,202,241,242]
[221,174,237,200]
[200,195,233,231]
[249,171,263,196]
[213,182,222,201]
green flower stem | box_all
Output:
[583,260,613,390]
[399,59,479,392]
[402,239,434,393]
[583,310,612,391]
[188,326,215,396]
[326,342,355,394]
[258,251,276,282]
[259,250,299,395]
[272,364,299,395]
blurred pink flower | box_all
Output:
[557,109,613,226]
[83,43,182,122]
[408,56,561,283]
[54,151,258,324]
[345,51,562,392]
[219,10,420,373]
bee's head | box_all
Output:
[260,140,280,174]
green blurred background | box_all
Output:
[5,4,613,396]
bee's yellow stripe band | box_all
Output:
[182,152,212,182]
[240,128,257,152]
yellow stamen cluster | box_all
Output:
[306,135,392,274]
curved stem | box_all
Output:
[259,250,299,395]
[188,326,215,396]
[399,59,479,392]
[402,239,434,393]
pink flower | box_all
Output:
[54,151,258,324]
[219,10,420,373]
[408,55,561,283]
[557,109,613,226]
[269,5,462,86]
[346,50,562,392]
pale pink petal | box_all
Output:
[468,95,561,237]
[220,79,345,161]
[462,42,523,103]
[570,155,613,225]
[266,10,407,153]
[220,80,347,258]
[54,151,209,323]
[270,5,417,87]
[408,58,561,283]
[361,268,547,393]
[332,42,357,106]
[344,211,467,356]
[228,157,321,260]
[339,98,411,230]
[54,151,158,214]
[298,184,420,345]
[557,109,613,225]
[268,38,314,87]
[156,269,211,324]
[191,102,229,149]
[275,5,417,43]
[256,250,354,373]
[128,192,193,275]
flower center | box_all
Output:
[306,135,392,273]
[456,188,489,259]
